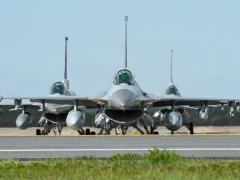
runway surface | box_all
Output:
[0,135,240,160]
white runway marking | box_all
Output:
[0,148,239,152]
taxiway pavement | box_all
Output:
[0,135,240,160]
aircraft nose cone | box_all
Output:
[111,89,137,109]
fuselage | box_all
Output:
[105,83,143,110]
[45,96,73,115]
[45,81,76,115]
[100,69,149,124]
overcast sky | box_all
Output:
[0,0,240,99]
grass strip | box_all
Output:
[0,150,239,180]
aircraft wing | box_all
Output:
[0,103,40,111]
[29,97,107,107]
[3,96,233,110]
[151,96,231,107]
[3,97,108,108]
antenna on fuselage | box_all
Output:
[170,49,173,84]
[124,16,128,68]
[63,36,69,90]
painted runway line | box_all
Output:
[0,148,240,152]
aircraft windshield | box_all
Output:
[50,82,65,95]
[165,84,180,96]
[114,69,134,85]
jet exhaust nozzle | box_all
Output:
[16,112,31,129]
[66,110,85,130]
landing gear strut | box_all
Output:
[121,125,128,135]
[77,128,85,135]
[139,119,150,134]
[77,128,96,135]
[133,124,144,135]
[189,122,194,134]
[144,113,158,134]
[36,116,64,136]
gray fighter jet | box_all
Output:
[4,16,238,135]
[15,16,236,136]
[3,37,82,135]
[153,49,202,134]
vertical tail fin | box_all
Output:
[63,36,69,90]
[124,16,128,68]
[170,49,173,84]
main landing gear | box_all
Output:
[189,122,194,135]
[77,128,96,135]
[186,122,194,135]
[36,117,64,136]
[170,123,194,135]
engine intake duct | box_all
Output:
[104,109,143,123]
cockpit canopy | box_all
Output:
[113,69,135,85]
[50,82,65,95]
[165,84,180,96]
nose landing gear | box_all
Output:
[36,116,64,136]
[185,122,194,135]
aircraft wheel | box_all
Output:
[171,131,174,135]
[91,131,96,135]
[77,130,85,135]
[86,128,91,135]
[36,129,41,135]
[189,122,194,135]
[153,131,159,135]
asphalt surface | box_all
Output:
[0,135,240,160]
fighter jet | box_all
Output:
[3,37,83,135]
[6,16,237,135]
[152,49,198,134]
[151,49,240,134]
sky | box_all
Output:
[0,0,240,99]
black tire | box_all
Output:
[171,131,174,135]
[153,131,159,135]
[122,131,127,135]
[36,129,41,135]
[150,127,154,134]
[86,128,91,135]
[90,131,96,135]
[77,130,85,135]
[189,122,194,135]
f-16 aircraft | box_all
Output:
[9,16,235,136]
[151,49,240,134]
[152,49,199,134]
[4,16,238,136]
[3,37,85,135]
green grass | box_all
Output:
[0,150,240,180]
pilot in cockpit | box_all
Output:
[113,69,135,85]
[50,82,65,95]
